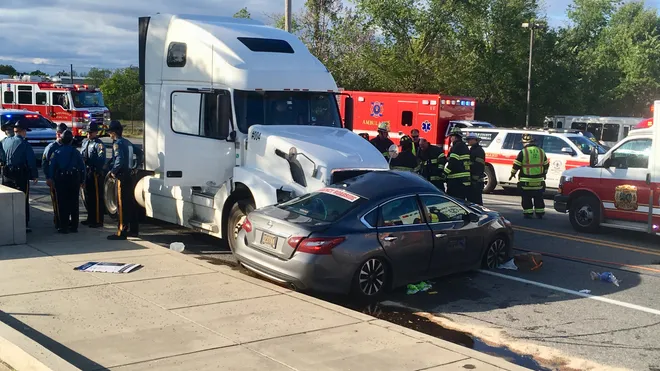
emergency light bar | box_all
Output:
[440,99,476,107]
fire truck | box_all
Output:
[0,76,111,142]
[337,91,477,150]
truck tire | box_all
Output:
[227,200,255,253]
[104,172,119,220]
[483,165,496,194]
[569,196,601,233]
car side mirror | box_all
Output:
[217,93,233,141]
[589,147,598,168]
[463,213,479,223]
[561,147,575,156]
[343,96,354,131]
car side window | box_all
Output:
[378,196,423,227]
[419,195,467,223]
[610,139,652,169]
[541,136,569,154]
[363,208,379,227]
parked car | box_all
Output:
[0,109,58,160]
[233,170,513,299]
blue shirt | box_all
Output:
[80,138,106,172]
[42,140,62,180]
[49,145,86,184]
[110,137,134,176]
[1,135,38,179]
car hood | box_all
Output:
[27,128,57,139]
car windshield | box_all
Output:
[278,188,363,222]
[233,90,342,133]
[0,113,54,129]
[567,135,607,155]
[72,91,105,108]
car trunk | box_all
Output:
[245,206,331,260]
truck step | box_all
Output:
[191,191,215,208]
[188,218,219,233]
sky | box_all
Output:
[0,0,657,75]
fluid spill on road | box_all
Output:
[355,303,552,371]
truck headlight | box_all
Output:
[559,175,572,185]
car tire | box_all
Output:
[483,165,496,194]
[569,196,601,233]
[227,200,255,254]
[104,172,118,220]
[482,235,510,269]
[351,257,388,300]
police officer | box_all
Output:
[390,135,419,172]
[106,120,139,240]
[370,122,395,159]
[443,127,471,201]
[43,123,68,229]
[0,122,14,185]
[2,120,38,232]
[417,138,446,191]
[47,130,85,233]
[509,134,549,218]
[80,122,106,228]
[466,132,486,205]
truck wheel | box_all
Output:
[569,196,601,233]
[227,201,255,253]
[104,172,118,220]
[483,165,496,194]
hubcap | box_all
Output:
[576,205,593,226]
[486,239,507,268]
[233,215,246,240]
[358,259,385,296]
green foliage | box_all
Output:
[0,65,18,75]
[86,68,113,88]
[100,67,143,121]
[28,70,48,76]
[233,7,251,19]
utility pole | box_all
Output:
[70,64,74,84]
[521,22,545,127]
[284,0,291,32]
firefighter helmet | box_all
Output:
[522,133,535,143]
[377,122,390,132]
[449,126,463,137]
[400,135,412,144]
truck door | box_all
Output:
[163,89,235,187]
[398,101,418,136]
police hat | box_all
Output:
[88,122,100,132]
[465,132,480,141]
[1,122,12,131]
[107,120,122,133]
[14,119,32,132]
[56,123,68,133]
[61,130,74,144]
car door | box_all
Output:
[418,194,483,273]
[376,195,434,285]
[539,135,572,187]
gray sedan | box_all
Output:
[233,171,513,299]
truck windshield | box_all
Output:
[233,90,342,133]
[72,91,105,108]
[567,136,607,155]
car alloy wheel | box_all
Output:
[358,258,386,296]
[485,238,508,269]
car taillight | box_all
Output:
[295,237,345,255]
[241,218,252,233]
[287,236,304,248]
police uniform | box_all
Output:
[370,122,395,159]
[0,123,13,185]
[417,142,446,191]
[510,134,549,218]
[80,123,106,227]
[443,128,471,201]
[2,121,38,231]
[466,133,486,205]
[49,131,85,233]
[107,121,139,240]
[389,135,420,172]
[43,123,68,229]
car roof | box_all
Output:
[0,109,39,115]
[330,171,439,200]
[468,127,583,136]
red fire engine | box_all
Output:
[0,76,110,142]
[338,91,477,151]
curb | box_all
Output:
[0,320,79,371]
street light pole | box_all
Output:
[525,27,534,128]
[284,0,291,32]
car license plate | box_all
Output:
[261,233,278,249]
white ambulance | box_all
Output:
[465,128,607,193]
[554,101,660,234]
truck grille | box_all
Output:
[90,112,104,124]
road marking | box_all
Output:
[483,197,520,206]
[479,270,660,316]
[513,225,660,257]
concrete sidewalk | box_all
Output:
[0,191,529,371]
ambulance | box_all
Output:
[554,100,660,235]
[465,127,607,193]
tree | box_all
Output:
[233,7,251,19]
[28,70,48,76]
[0,65,18,76]
[86,68,113,88]
[100,67,143,121]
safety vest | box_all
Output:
[520,146,544,178]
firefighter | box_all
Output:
[417,138,446,191]
[466,132,486,205]
[509,134,549,218]
[80,122,106,228]
[390,135,419,172]
[410,129,420,156]
[106,120,139,240]
[47,130,85,234]
[443,127,471,201]
[43,123,68,230]
[370,122,395,159]
[2,120,38,233]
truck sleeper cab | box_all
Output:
[118,14,389,251]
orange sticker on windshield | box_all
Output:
[319,188,360,202]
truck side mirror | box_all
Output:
[343,96,354,131]
[217,93,233,141]
[561,147,575,156]
[589,147,598,168]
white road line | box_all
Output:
[479,270,660,316]
[483,197,520,206]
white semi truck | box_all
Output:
[104,14,389,251]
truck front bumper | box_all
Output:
[554,194,569,213]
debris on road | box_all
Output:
[169,242,185,252]
[514,252,543,271]
[497,259,518,270]
[74,262,142,274]
[578,289,591,294]
[590,271,620,287]
[407,281,432,295]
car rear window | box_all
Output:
[1,113,54,129]
[278,188,363,222]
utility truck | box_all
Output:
[108,14,389,251]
